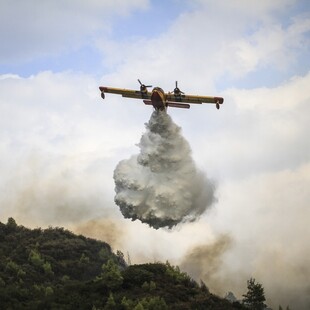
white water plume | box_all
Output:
[113,111,216,229]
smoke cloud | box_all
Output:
[180,234,233,295]
[71,218,125,250]
[113,111,216,229]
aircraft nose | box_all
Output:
[151,90,161,101]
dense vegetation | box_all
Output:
[0,218,245,309]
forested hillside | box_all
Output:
[0,218,245,309]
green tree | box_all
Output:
[17,268,26,278]
[142,280,156,291]
[6,217,17,231]
[200,280,210,293]
[79,253,90,264]
[142,281,149,291]
[104,293,116,310]
[242,278,266,310]
[149,280,156,291]
[134,302,144,310]
[28,249,44,267]
[43,261,54,276]
[100,259,123,290]
[99,247,111,261]
[165,261,190,284]
[121,296,134,309]
[141,296,168,310]
[5,260,19,274]
[116,250,126,266]
[45,286,54,296]
[33,284,45,294]
[61,275,70,283]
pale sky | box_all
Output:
[1,1,310,308]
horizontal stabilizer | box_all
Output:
[143,100,153,105]
[167,102,190,109]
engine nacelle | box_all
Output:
[101,91,105,99]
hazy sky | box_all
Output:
[1,1,310,308]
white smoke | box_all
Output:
[113,111,216,229]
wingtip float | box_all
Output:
[99,80,224,111]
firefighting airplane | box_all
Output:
[99,80,224,111]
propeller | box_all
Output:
[172,81,184,96]
[138,79,152,93]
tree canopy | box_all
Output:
[0,218,245,309]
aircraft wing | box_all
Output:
[165,93,224,106]
[99,86,151,100]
